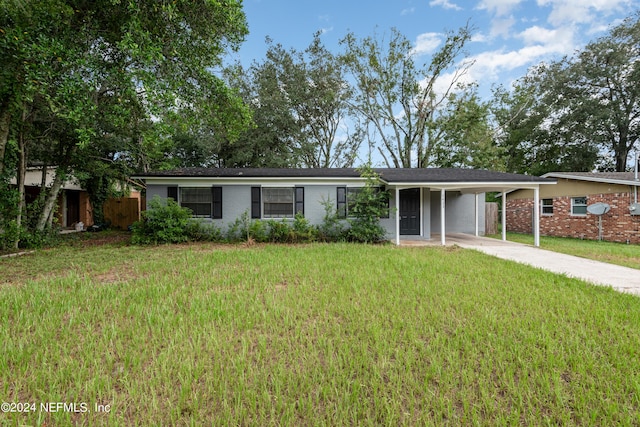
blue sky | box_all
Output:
[230,0,638,98]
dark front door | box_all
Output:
[66,191,80,226]
[400,188,420,235]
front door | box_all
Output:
[66,191,80,226]
[400,188,420,235]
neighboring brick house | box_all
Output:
[505,172,640,244]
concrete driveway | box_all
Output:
[402,234,640,296]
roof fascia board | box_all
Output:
[137,176,370,186]
[542,173,640,187]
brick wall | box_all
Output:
[506,192,640,244]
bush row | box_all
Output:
[131,195,388,245]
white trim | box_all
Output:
[533,187,540,247]
[140,177,369,186]
[395,187,400,246]
[501,191,507,241]
[440,189,446,245]
[543,172,640,187]
[419,188,424,237]
[570,196,588,216]
[475,193,479,237]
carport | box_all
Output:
[374,169,557,247]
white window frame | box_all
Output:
[180,187,212,218]
[571,196,587,216]
[262,187,295,218]
[541,198,553,216]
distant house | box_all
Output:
[505,172,640,244]
[11,167,94,229]
[135,167,555,245]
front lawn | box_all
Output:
[491,232,640,270]
[2,242,639,425]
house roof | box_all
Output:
[542,171,640,187]
[138,167,554,185]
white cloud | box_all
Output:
[319,27,334,35]
[412,32,442,56]
[476,0,523,17]
[429,0,463,11]
[401,7,416,15]
[537,0,634,27]
[490,16,517,38]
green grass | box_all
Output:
[490,232,640,270]
[2,242,640,425]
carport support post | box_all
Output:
[395,187,400,246]
[475,193,479,237]
[501,191,507,241]
[440,189,446,245]
[533,186,540,247]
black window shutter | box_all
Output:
[295,187,304,215]
[167,186,178,202]
[379,186,390,218]
[251,187,261,219]
[337,187,346,218]
[212,186,222,219]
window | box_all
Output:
[263,188,294,218]
[541,198,553,215]
[571,197,587,215]
[179,187,222,219]
[337,186,389,218]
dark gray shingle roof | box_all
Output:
[139,167,553,184]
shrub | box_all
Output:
[317,197,346,242]
[292,213,318,242]
[226,211,251,242]
[346,165,390,243]
[248,219,269,243]
[18,227,60,249]
[131,196,192,244]
[266,219,293,243]
[185,221,224,242]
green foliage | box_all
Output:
[184,221,224,243]
[131,196,192,244]
[224,33,361,168]
[317,197,346,242]
[492,13,640,173]
[346,166,390,243]
[265,220,293,243]
[17,227,60,250]
[340,25,473,168]
[248,219,269,243]
[292,213,318,242]
[225,211,251,242]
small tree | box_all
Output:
[347,165,390,243]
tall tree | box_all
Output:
[497,13,640,173]
[1,0,250,237]
[432,85,504,170]
[340,25,473,168]
[225,34,362,168]
[491,79,599,175]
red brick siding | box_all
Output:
[506,193,640,244]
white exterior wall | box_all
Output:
[429,191,486,235]
[145,183,483,239]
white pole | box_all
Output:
[501,191,507,241]
[475,193,479,237]
[533,186,540,247]
[395,187,400,246]
[441,189,446,245]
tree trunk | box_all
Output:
[0,100,11,177]
[35,170,64,232]
[14,130,27,249]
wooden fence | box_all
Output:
[104,197,144,230]
[485,202,499,235]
